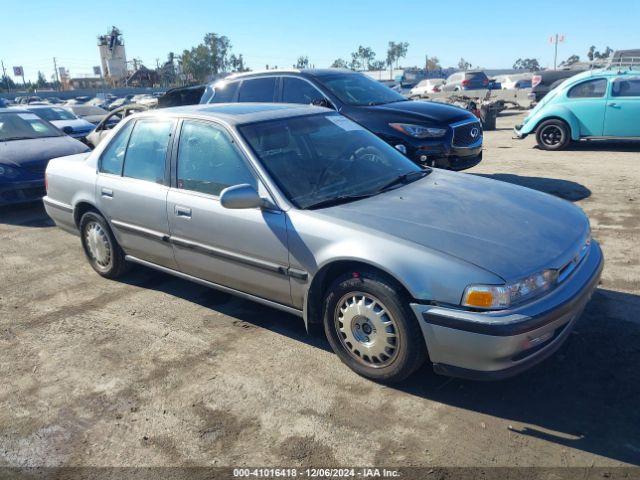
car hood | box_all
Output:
[316,170,589,281]
[0,136,89,170]
[51,118,95,131]
[365,100,473,124]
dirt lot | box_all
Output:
[1,111,639,469]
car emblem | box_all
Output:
[470,127,480,138]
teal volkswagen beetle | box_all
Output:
[514,69,640,150]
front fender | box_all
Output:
[520,105,580,141]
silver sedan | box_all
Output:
[43,104,603,383]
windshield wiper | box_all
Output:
[304,192,376,210]
[373,169,431,193]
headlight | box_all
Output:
[389,123,447,138]
[462,269,558,310]
[0,164,20,179]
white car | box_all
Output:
[409,78,445,98]
[22,105,95,140]
[495,74,533,90]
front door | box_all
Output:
[166,119,292,305]
[565,77,608,137]
[604,76,640,137]
[96,118,177,268]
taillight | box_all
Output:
[462,79,470,86]
[532,75,542,88]
[482,79,489,85]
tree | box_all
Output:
[457,58,472,71]
[179,32,243,83]
[386,41,409,70]
[559,54,580,67]
[513,58,541,71]
[330,58,349,69]
[295,55,310,69]
[229,54,248,72]
[425,56,441,71]
[1,74,16,92]
[350,45,376,71]
[588,46,613,61]
[36,71,48,89]
[369,59,386,71]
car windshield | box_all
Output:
[30,107,77,121]
[315,73,407,106]
[240,114,425,209]
[70,106,107,116]
[0,112,62,141]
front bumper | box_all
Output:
[410,241,604,380]
[0,179,46,206]
[513,124,527,139]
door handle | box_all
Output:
[101,188,113,198]
[175,206,192,218]
[609,103,620,108]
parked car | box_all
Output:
[530,69,583,102]
[66,105,116,127]
[441,71,489,91]
[0,108,89,205]
[514,69,640,150]
[0,98,9,108]
[409,78,445,98]
[496,74,533,90]
[202,69,483,170]
[44,103,602,382]
[15,95,43,105]
[84,103,149,148]
[107,95,134,110]
[378,79,402,93]
[158,85,206,108]
[23,105,95,140]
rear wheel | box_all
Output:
[322,271,426,383]
[79,211,129,279]
[536,119,571,150]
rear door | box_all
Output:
[96,117,177,267]
[603,76,640,137]
[166,119,292,305]
[564,78,607,137]
[237,77,278,102]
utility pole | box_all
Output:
[53,57,60,91]
[550,34,565,70]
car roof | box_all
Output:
[561,68,640,85]
[220,68,361,82]
[140,103,331,126]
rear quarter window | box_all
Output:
[567,78,607,98]
[209,81,240,103]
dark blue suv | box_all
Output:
[201,69,482,171]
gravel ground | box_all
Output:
[1,111,639,469]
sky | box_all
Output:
[1,0,639,82]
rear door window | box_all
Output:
[568,78,607,98]
[282,77,325,104]
[238,77,277,102]
[210,81,240,103]
[122,120,174,184]
[612,77,640,97]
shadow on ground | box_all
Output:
[531,140,640,153]
[122,265,640,465]
[0,202,53,228]
[473,173,591,201]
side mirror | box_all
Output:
[220,184,265,209]
[62,126,74,135]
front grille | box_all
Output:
[452,121,483,147]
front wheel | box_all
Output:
[322,271,426,383]
[536,119,571,150]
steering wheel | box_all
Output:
[312,143,385,195]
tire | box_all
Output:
[536,119,571,150]
[79,211,129,279]
[322,270,426,383]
